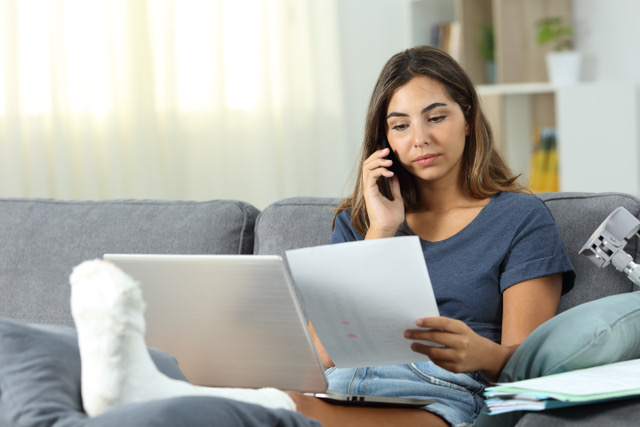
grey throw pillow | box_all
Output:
[0,317,320,427]
[0,317,187,425]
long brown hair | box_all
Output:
[336,46,528,235]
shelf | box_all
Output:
[476,82,555,96]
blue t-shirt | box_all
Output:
[331,191,575,343]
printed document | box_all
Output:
[286,236,439,368]
[485,358,640,414]
[490,358,640,400]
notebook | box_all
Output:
[103,253,433,408]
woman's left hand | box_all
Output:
[404,317,510,379]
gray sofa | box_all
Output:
[1,192,639,426]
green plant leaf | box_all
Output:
[536,16,574,51]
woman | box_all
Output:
[288,46,575,426]
[71,45,574,427]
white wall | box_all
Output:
[334,0,408,184]
[574,0,640,83]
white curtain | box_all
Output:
[0,0,352,208]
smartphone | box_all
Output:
[379,136,395,201]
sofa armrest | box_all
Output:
[538,192,640,312]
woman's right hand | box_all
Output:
[362,147,404,239]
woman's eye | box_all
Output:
[392,123,408,131]
[429,115,446,123]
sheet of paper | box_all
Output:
[488,358,640,402]
[285,235,439,368]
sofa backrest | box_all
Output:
[3,192,638,327]
[0,198,259,326]
[255,193,640,314]
[253,197,341,256]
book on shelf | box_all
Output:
[430,21,460,62]
[483,358,640,415]
[528,127,558,193]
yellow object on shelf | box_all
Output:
[529,127,558,193]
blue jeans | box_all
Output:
[325,362,486,427]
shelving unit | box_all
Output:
[406,0,572,185]
[406,0,640,194]
[476,83,556,181]
[476,82,555,96]
[408,0,572,84]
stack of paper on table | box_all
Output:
[484,358,640,414]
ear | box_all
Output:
[465,123,471,136]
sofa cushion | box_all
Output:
[253,197,340,256]
[0,317,320,427]
[0,198,259,326]
[253,197,340,319]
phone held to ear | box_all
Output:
[379,137,394,201]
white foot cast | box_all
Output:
[70,259,296,417]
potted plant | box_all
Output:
[477,20,496,84]
[536,17,581,85]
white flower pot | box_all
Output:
[546,51,582,86]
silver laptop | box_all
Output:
[104,253,433,408]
